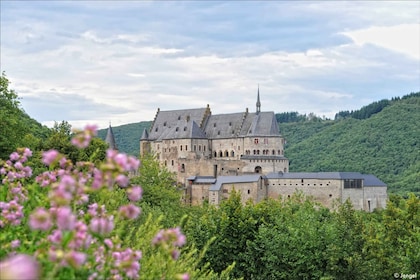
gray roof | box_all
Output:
[362,174,387,187]
[140,128,149,140]
[245,112,279,136]
[187,176,217,184]
[147,107,280,141]
[266,172,386,186]
[105,125,118,150]
[148,108,209,141]
[204,112,246,138]
[209,174,262,191]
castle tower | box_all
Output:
[256,85,261,114]
[105,123,118,150]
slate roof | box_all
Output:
[187,176,217,184]
[148,108,209,141]
[140,128,149,140]
[204,112,246,138]
[144,108,280,141]
[105,125,118,150]
[209,174,263,191]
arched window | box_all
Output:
[255,166,262,173]
[219,151,223,157]
[230,150,235,157]
[214,151,217,157]
[272,150,275,155]
[225,150,229,157]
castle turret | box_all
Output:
[105,123,118,150]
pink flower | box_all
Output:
[119,204,141,220]
[0,254,40,280]
[89,216,114,235]
[64,251,86,268]
[171,249,180,260]
[23,148,32,158]
[177,273,190,280]
[71,125,98,148]
[11,240,20,249]
[127,186,142,202]
[152,227,186,247]
[29,207,52,231]
[42,150,60,166]
[48,230,62,244]
[115,174,129,187]
[9,152,20,161]
[56,207,77,231]
[88,203,98,216]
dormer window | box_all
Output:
[163,122,167,126]
[229,122,232,126]
[175,127,179,131]
[155,127,158,132]
[184,127,187,131]
[214,123,216,127]
[178,116,181,120]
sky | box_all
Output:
[1,1,419,129]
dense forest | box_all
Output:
[1,72,419,279]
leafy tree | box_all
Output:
[0,72,26,159]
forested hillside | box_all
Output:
[279,92,419,196]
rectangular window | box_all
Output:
[344,179,362,188]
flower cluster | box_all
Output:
[0,254,40,280]
[0,148,32,227]
[90,239,142,280]
[71,124,98,148]
[0,125,147,279]
[153,227,187,261]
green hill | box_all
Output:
[99,93,419,196]
[279,93,419,196]
[97,121,151,157]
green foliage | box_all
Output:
[130,153,189,228]
[0,72,50,159]
[185,192,420,280]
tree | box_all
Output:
[0,72,26,159]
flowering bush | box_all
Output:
[0,125,192,280]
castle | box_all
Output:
[137,89,388,211]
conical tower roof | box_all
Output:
[105,123,118,150]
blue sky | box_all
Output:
[1,1,419,129]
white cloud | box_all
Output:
[341,24,420,60]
